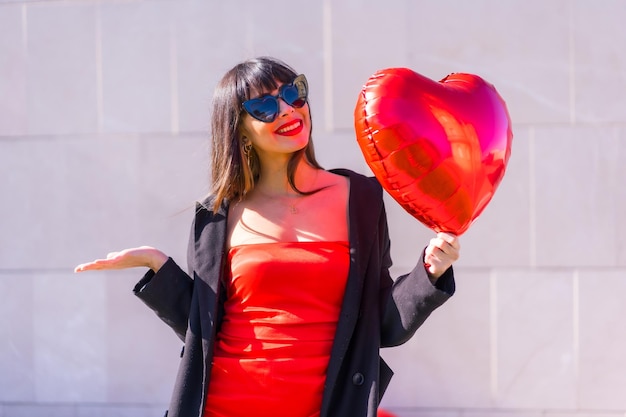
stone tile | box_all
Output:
[62,135,143,267]
[100,2,173,134]
[0,4,27,136]
[331,0,411,131]
[32,271,106,402]
[134,135,209,265]
[0,138,69,269]
[0,136,148,269]
[578,269,626,410]
[173,1,245,134]
[463,412,542,417]
[314,130,370,175]
[3,404,76,417]
[76,404,168,417]
[617,128,626,266]
[247,0,323,62]
[533,126,619,267]
[546,413,625,417]
[573,0,626,123]
[26,3,99,135]
[0,272,35,402]
[407,0,571,125]
[381,271,491,408]
[379,409,460,417]
[458,126,530,268]
[105,270,181,403]
[495,270,576,408]
[0,134,208,268]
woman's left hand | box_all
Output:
[424,232,460,280]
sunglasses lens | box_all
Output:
[281,84,306,108]
[283,75,308,108]
[243,96,279,122]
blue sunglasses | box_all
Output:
[242,74,308,123]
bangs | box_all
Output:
[235,59,298,103]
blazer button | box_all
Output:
[352,372,365,386]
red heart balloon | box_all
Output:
[354,68,513,235]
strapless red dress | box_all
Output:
[203,241,350,417]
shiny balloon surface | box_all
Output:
[354,68,513,235]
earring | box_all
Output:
[242,141,253,168]
[242,141,252,156]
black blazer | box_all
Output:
[134,168,455,417]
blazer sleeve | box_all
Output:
[133,258,193,342]
[133,221,196,342]
[379,203,455,347]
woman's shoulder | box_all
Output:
[328,167,378,183]
[329,168,383,197]
[195,193,228,219]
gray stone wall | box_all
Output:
[1,1,624,416]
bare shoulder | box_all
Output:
[316,170,350,196]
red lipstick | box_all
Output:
[274,120,303,136]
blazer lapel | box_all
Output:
[192,198,229,337]
[321,169,383,416]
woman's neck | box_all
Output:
[255,158,319,197]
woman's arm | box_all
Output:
[133,257,194,341]
[378,209,460,347]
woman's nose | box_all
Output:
[278,97,294,117]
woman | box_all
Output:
[75,57,460,417]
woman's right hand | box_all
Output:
[74,246,169,273]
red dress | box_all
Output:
[203,241,350,417]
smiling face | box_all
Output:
[239,82,312,163]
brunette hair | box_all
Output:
[209,57,322,211]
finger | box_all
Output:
[434,243,459,262]
[427,242,458,266]
[431,237,460,258]
[437,233,460,249]
[74,261,102,272]
[424,243,441,264]
[429,237,452,256]
[424,250,448,277]
[75,257,118,272]
[426,247,453,268]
